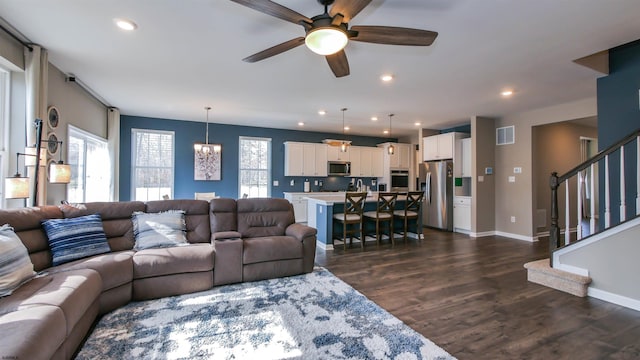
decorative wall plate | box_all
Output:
[47,132,59,155]
[47,106,60,129]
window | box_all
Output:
[239,136,271,198]
[131,129,174,201]
[67,126,110,203]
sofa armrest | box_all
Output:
[211,231,242,242]
[285,223,317,242]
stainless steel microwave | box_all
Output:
[328,161,351,176]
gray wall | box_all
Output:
[471,116,496,234]
[494,97,597,239]
[558,219,640,301]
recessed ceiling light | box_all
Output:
[114,18,137,31]
[414,122,421,126]
[298,122,304,126]
[318,110,326,115]
[383,130,389,134]
[344,126,350,131]
[501,90,514,97]
[371,116,378,121]
[381,74,393,82]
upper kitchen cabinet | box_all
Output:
[423,132,467,161]
[461,137,472,177]
[284,142,328,176]
[327,145,350,162]
[379,142,411,170]
[350,146,384,177]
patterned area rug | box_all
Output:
[77,268,455,360]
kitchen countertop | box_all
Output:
[305,192,406,205]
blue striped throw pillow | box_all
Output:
[0,224,36,297]
[42,214,111,266]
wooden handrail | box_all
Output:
[549,128,640,266]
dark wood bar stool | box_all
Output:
[363,192,398,245]
[393,191,424,243]
[333,192,367,250]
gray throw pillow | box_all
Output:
[132,210,188,251]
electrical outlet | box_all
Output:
[290,179,294,186]
[314,180,318,186]
[478,175,484,182]
[273,180,279,186]
[510,216,516,223]
[508,176,516,183]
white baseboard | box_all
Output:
[588,287,640,312]
[554,263,590,277]
[316,240,333,251]
[469,231,495,238]
[494,231,538,242]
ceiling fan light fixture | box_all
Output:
[305,27,348,55]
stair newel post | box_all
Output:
[549,172,560,266]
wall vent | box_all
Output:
[496,125,515,145]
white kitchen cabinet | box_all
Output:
[284,142,327,176]
[423,133,455,161]
[379,142,411,170]
[283,192,308,223]
[350,146,385,177]
[327,145,350,161]
[461,138,472,177]
[453,196,471,232]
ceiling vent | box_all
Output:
[496,125,515,145]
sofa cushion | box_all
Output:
[0,305,66,360]
[0,225,36,297]
[133,244,215,279]
[243,236,303,265]
[0,269,101,336]
[236,198,295,238]
[209,198,238,233]
[41,214,111,266]
[132,210,187,250]
[51,251,134,291]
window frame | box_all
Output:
[238,136,272,198]
[0,67,10,208]
[130,128,175,201]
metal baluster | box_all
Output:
[549,172,560,266]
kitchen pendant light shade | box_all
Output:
[305,27,348,55]
[340,141,348,153]
[388,144,395,155]
[4,176,30,199]
[49,162,71,184]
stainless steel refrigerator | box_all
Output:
[419,160,453,231]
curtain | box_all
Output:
[24,45,48,205]
[107,107,120,201]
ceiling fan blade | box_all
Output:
[326,50,350,78]
[231,0,312,25]
[242,37,305,63]
[330,0,372,23]
[350,26,438,46]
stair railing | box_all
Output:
[549,129,640,265]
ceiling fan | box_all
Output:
[231,0,438,77]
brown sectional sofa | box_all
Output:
[0,197,316,360]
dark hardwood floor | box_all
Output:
[315,228,640,360]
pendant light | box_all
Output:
[194,106,221,154]
[387,113,395,155]
[340,108,349,153]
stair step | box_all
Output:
[524,259,592,297]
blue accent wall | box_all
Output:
[596,39,640,224]
[120,116,393,200]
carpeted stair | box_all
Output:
[524,259,591,297]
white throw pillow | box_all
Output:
[132,210,188,251]
[0,224,36,297]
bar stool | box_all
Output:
[333,192,367,250]
[393,191,424,243]
[363,192,398,246]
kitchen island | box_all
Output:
[305,193,412,250]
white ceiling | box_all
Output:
[1,0,639,137]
